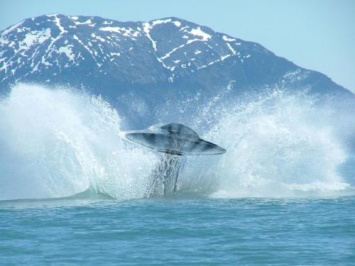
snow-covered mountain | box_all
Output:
[0,14,353,124]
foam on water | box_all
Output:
[0,84,353,200]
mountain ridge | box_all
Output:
[0,14,353,115]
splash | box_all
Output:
[183,89,354,198]
[0,84,353,200]
[0,84,156,201]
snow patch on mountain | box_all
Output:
[222,35,236,42]
[142,22,157,51]
[226,43,237,55]
[150,18,182,28]
[49,14,67,34]
[58,46,75,61]
[99,26,141,38]
[21,29,51,48]
[190,27,211,41]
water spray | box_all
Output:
[120,123,226,196]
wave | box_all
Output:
[0,84,354,201]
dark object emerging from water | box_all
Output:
[120,123,226,156]
[120,123,226,196]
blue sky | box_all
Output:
[1,0,354,93]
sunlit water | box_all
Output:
[0,84,354,264]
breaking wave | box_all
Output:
[0,83,354,201]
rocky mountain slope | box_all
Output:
[0,14,353,124]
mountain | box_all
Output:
[0,14,353,125]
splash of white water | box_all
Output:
[181,89,352,198]
[0,84,156,200]
[0,84,353,200]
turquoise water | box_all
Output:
[1,197,354,265]
[1,84,355,264]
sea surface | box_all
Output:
[1,196,355,265]
[1,84,355,264]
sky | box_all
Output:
[1,0,354,93]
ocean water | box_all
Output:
[1,197,355,265]
[1,84,355,264]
